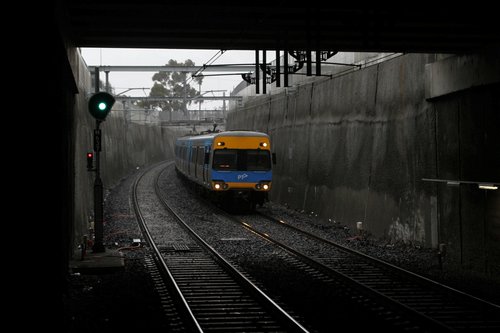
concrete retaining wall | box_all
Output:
[227,53,500,273]
[71,50,178,252]
[229,53,437,242]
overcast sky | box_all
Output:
[81,48,265,109]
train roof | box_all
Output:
[176,130,269,142]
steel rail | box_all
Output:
[258,212,500,312]
[222,212,456,332]
[131,161,203,333]
[154,166,310,333]
[252,211,500,331]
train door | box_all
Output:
[197,146,203,181]
[182,146,187,173]
[187,144,191,175]
[193,146,198,178]
[203,145,210,182]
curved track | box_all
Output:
[132,162,309,333]
[222,210,500,332]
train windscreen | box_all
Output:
[213,149,271,171]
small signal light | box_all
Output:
[86,152,94,170]
[259,142,268,147]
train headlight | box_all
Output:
[256,182,271,191]
[259,142,268,148]
[213,181,228,190]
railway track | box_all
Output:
[132,162,309,332]
[219,210,500,332]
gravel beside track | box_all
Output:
[63,168,170,332]
[63,163,500,332]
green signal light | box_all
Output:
[88,92,115,121]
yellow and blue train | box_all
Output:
[174,130,274,208]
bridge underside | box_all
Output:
[59,3,499,53]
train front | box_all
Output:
[210,132,272,207]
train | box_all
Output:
[174,130,275,209]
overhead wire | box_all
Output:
[186,49,227,86]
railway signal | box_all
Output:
[86,152,94,170]
[87,68,112,253]
[88,91,115,121]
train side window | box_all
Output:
[197,147,204,166]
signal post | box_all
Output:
[87,69,115,253]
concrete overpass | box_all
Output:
[59,3,499,53]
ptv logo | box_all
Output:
[237,173,248,180]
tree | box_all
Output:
[143,59,204,116]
